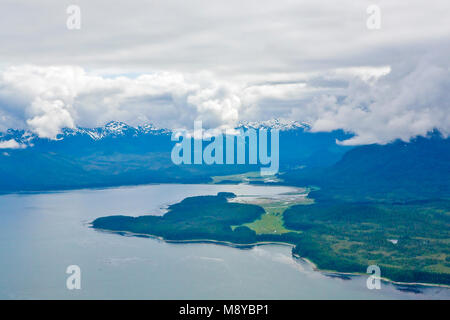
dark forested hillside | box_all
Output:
[283,132,450,201]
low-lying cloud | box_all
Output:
[0,139,26,149]
[0,66,242,138]
[298,56,450,145]
[0,58,448,145]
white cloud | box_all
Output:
[305,56,450,145]
[0,1,449,77]
[0,59,449,145]
[0,1,449,144]
[0,139,25,149]
[0,65,245,138]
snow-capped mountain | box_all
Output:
[0,119,311,149]
[238,119,310,131]
[0,119,351,193]
[0,121,171,148]
[61,121,171,140]
[0,129,36,148]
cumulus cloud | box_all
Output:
[304,57,450,145]
[0,66,246,138]
[0,64,381,137]
[0,59,449,145]
[0,139,25,149]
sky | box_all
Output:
[0,0,449,145]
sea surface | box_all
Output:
[0,184,449,299]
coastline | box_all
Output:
[10,182,448,290]
[93,226,450,289]
[0,180,292,197]
[94,227,297,248]
[294,254,450,290]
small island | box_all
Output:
[92,191,450,286]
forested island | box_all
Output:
[92,192,304,246]
[92,191,450,286]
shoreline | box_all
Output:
[94,227,297,248]
[7,181,449,290]
[94,227,450,290]
[294,254,450,290]
[0,180,293,197]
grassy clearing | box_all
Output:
[230,188,313,235]
[232,201,309,235]
[241,207,299,235]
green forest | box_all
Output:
[93,192,450,285]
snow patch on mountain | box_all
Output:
[60,121,169,141]
[238,119,310,131]
[0,119,308,148]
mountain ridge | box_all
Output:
[0,119,311,149]
[283,131,450,201]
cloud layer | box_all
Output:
[0,66,244,138]
[0,59,448,145]
[295,56,450,145]
[0,1,449,144]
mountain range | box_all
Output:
[0,120,350,193]
[283,131,450,201]
[0,120,449,202]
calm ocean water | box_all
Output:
[0,184,448,299]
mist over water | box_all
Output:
[0,184,448,299]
